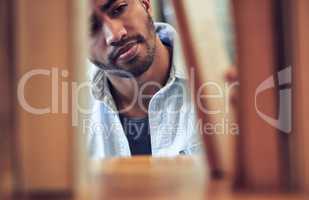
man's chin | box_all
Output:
[106,70,136,78]
[105,64,150,78]
[112,58,152,78]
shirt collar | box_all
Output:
[90,22,188,102]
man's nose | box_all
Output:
[103,20,127,46]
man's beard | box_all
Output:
[93,14,156,78]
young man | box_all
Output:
[88,0,203,158]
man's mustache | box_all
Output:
[109,35,145,61]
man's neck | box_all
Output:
[107,36,172,117]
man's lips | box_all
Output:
[114,42,139,62]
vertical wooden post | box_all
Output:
[171,0,222,178]
[232,0,283,190]
[0,0,15,197]
[13,0,77,194]
[290,0,309,193]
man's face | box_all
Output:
[89,0,156,77]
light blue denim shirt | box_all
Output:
[88,23,203,159]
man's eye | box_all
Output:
[110,4,127,17]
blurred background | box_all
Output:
[1,0,309,199]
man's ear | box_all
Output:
[140,0,151,13]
